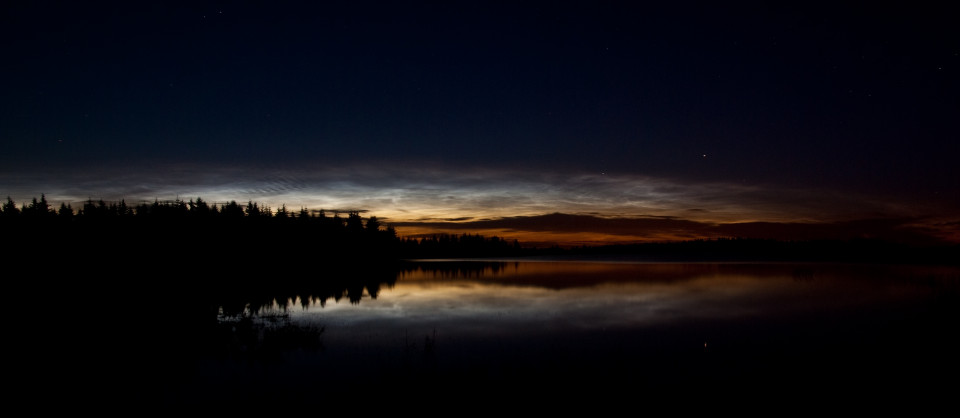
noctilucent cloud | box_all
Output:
[2,2,958,245]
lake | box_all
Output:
[149,259,958,411]
[22,259,954,411]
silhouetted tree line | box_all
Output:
[2,194,385,226]
[398,233,523,258]
[3,195,395,262]
[1,195,529,267]
[4,195,955,267]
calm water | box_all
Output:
[178,260,958,408]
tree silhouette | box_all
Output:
[346,212,364,232]
[366,216,381,232]
[221,200,244,218]
[245,201,262,217]
[1,197,19,217]
[189,197,211,216]
[23,194,53,217]
[58,202,73,218]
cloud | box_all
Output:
[3,160,956,244]
[393,213,950,245]
[393,213,708,236]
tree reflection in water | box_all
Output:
[10,259,959,411]
[164,261,960,410]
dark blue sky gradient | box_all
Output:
[2,2,958,243]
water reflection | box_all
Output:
[292,262,958,329]
[187,261,959,408]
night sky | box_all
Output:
[2,2,958,245]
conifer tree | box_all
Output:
[1,197,19,217]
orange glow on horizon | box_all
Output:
[392,226,719,248]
